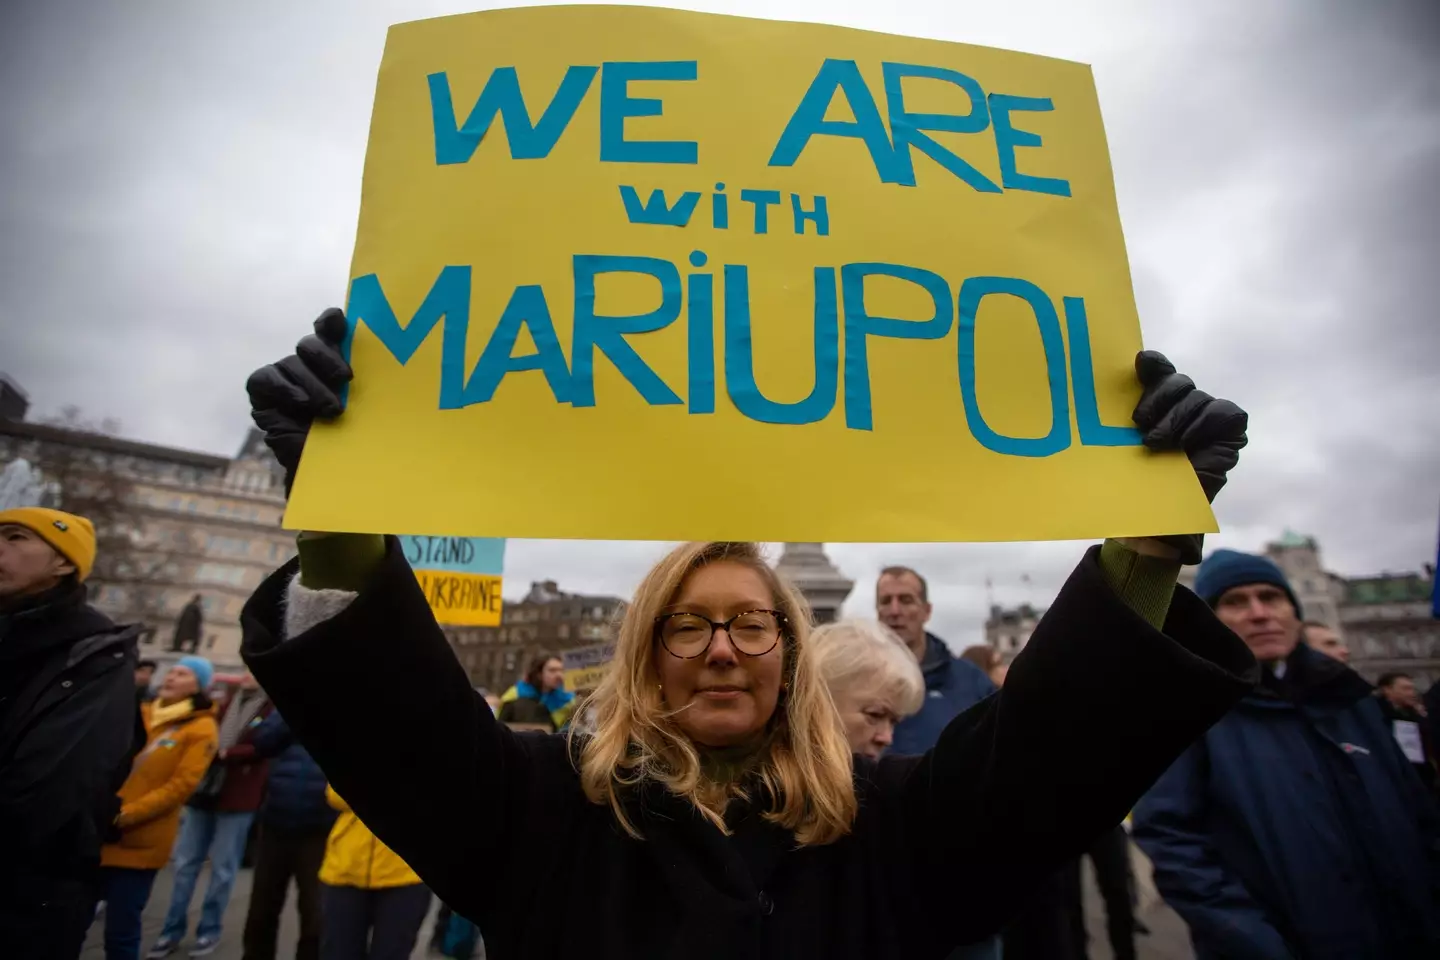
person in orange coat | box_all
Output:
[95,656,218,960]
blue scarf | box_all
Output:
[515,680,574,715]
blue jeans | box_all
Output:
[159,808,255,941]
[97,867,158,960]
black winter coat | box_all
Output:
[242,541,1255,960]
[0,585,140,958]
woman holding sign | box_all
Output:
[241,309,1253,960]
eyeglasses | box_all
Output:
[654,609,786,659]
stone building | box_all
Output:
[985,603,1044,664]
[1341,570,1439,687]
[446,579,627,693]
[774,542,853,624]
[0,404,292,670]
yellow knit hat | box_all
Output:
[0,507,97,581]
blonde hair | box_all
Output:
[571,542,857,846]
[811,619,925,718]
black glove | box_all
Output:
[245,308,353,495]
[1132,350,1248,564]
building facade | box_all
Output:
[1341,571,1439,687]
[0,412,293,670]
[985,603,1044,664]
[445,579,627,693]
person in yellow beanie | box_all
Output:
[0,507,143,960]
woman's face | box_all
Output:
[654,561,784,748]
[834,689,902,759]
[160,665,199,702]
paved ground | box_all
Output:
[82,853,1193,959]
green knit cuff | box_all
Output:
[1097,539,1181,630]
[296,533,386,591]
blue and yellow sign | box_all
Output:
[399,535,505,626]
[286,5,1215,544]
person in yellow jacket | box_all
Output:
[94,656,218,960]
[320,784,432,960]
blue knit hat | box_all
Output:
[174,655,215,692]
[1193,549,1302,617]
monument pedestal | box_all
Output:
[775,542,854,625]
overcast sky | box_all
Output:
[3,0,1437,644]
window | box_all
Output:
[558,624,570,640]
[195,563,247,588]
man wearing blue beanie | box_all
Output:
[1135,549,1440,959]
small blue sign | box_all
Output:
[398,535,506,576]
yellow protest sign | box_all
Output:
[286,4,1215,543]
[563,643,615,694]
[402,534,505,626]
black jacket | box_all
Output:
[242,541,1254,960]
[0,584,140,953]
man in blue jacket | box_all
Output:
[239,710,336,960]
[1134,549,1440,959]
[877,565,996,756]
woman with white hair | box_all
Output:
[810,619,924,759]
[237,310,1255,959]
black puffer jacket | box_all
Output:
[0,583,140,958]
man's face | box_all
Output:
[135,665,156,689]
[0,524,74,598]
[1214,583,1301,662]
[1305,625,1349,664]
[876,572,931,650]
[1384,677,1420,711]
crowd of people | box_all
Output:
[1,307,1436,960]
[1,506,482,960]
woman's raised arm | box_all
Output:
[241,311,584,933]
[240,533,585,933]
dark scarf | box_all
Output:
[698,738,771,786]
[1258,642,1371,708]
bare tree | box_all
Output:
[27,409,198,638]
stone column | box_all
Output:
[775,542,854,625]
